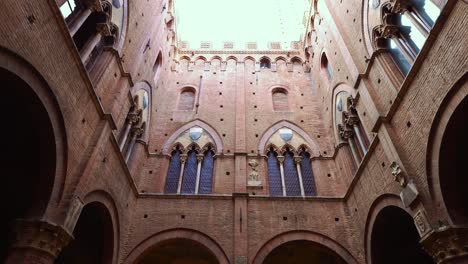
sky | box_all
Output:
[174,0,309,50]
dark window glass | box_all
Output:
[267,151,282,196]
[301,152,317,196]
[199,150,214,194]
[164,150,181,193]
[284,150,301,196]
[387,38,411,75]
[181,150,197,194]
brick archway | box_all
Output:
[124,228,230,264]
[252,230,358,264]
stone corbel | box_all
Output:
[372,24,399,49]
[390,161,419,207]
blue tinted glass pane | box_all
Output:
[412,0,440,27]
[396,13,426,54]
[164,150,181,193]
[199,151,214,194]
[301,152,317,196]
[267,151,282,196]
[387,38,411,75]
[326,62,334,79]
[284,151,301,196]
[181,151,197,194]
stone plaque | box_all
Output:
[413,209,432,237]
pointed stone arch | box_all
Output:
[258,121,320,156]
[162,119,223,155]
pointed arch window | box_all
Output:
[153,52,162,84]
[321,52,333,81]
[267,149,283,196]
[376,0,440,76]
[181,148,198,194]
[164,148,182,193]
[266,146,317,197]
[164,127,217,195]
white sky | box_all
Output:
[174,0,309,50]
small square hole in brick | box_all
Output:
[181,215,185,219]
[283,216,288,221]
[226,171,230,175]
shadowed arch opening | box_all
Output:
[370,206,433,264]
[0,68,57,262]
[56,202,114,264]
[264,240,347,264]
[136,238,219,264]
[439,95,468,224]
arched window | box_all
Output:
[264,128,317,197]
[199,148,215,194]
[320,52,333,80]
[267,149,283,196]
[178,87,196,111]
[59,0,79,20]
[260,58,271,69]
[164,126,217,194]
[272,88,289,112]
[376,0,440,76]
[164,148,182,193]
[336,92,369,166]
[153,52,162,84]
[181,147,198,194]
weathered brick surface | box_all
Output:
[1,0,467,263]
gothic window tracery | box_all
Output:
[164,127,216,194]
[373,0,441,75]
[119,89,149,164]
[264,128,317,197]
[335,92,369,166]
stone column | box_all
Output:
[339,124,360,165]
[80,30,103,63]
[5,219,72,264]
[69,8,92,36]
[345,110,367,155]
[176,154,188,194]
[277,155,286,197]
[119,112,140,151]
[194,154,204,194]
[125,127,144,163]
[294,156,305,197]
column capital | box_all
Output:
[421,226,468,263]
[180,154,188,163]
[8,219,72,259]
[131,127,144,137]
[196,154,204,162]
[277,155,285,164]
[338,124,354,140]
[293,156,302,164]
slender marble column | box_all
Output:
[294,156,305,197]
[277,155,286,196]
[195,154,204,194]
[177,154,188,194]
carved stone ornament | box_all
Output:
[248,159,262,188]
[371,0,380,9]
[413,209,433,237]
[421,226,468,263]
[338,124,354,140]
[390,161,406,187]
[9,219,72,258]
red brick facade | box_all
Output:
[0,0,467,263]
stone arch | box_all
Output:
[243,56,256,62]
[56,196,116,264]
[226,55,239,62]
[124,228,229,264]
[179,55,191,62]
[0,47,69,261]
[194,56,207,62]
[115,0,129,52]
[82,190,120,263]
[258,120,320,156]
[426,73,468,225]
[252,230,358,264]
[209,55,222,63]
[364,194,407,264]
[162,119,224,155]
[291,56,303,64]
[0,46,68,214]
[275,56,287,62]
